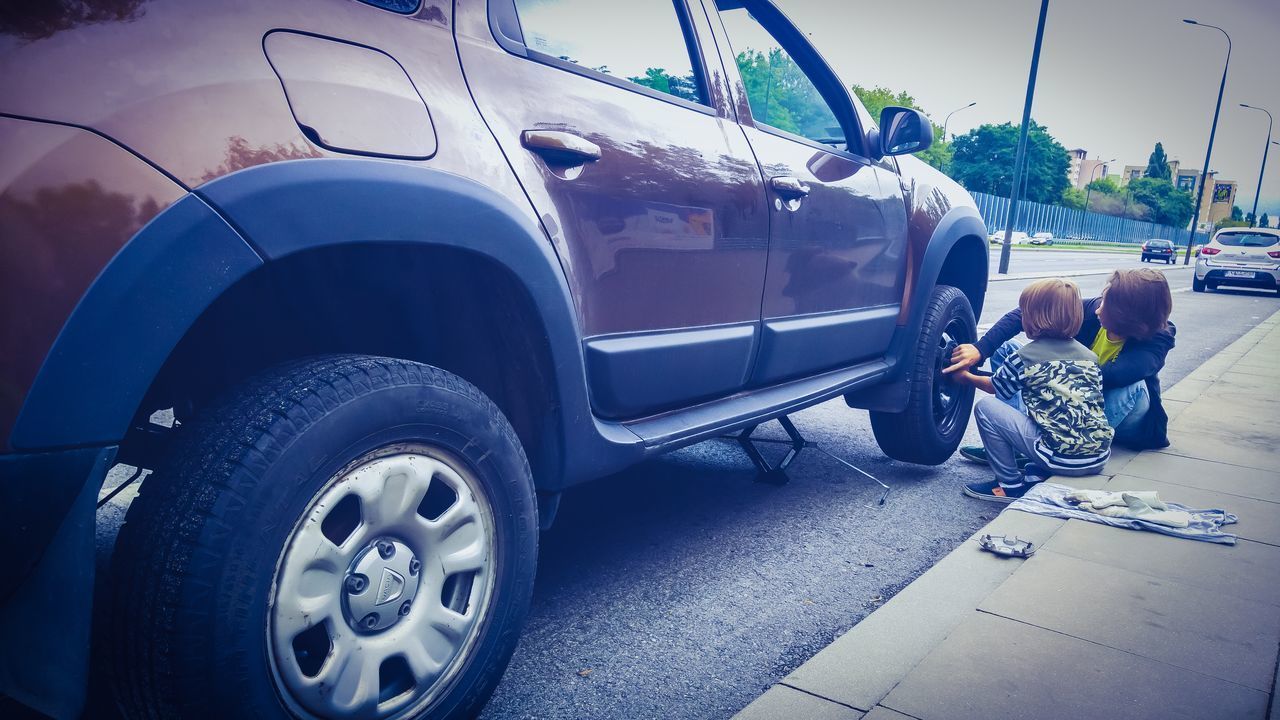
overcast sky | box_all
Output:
[780,0,1280,219]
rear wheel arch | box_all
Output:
[137,242,565,489]
[17,159,599,490]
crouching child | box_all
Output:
[949,278,1114,503]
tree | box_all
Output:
[1061,187,1087,210]
[1128,177,1195,226]
[849,84,949,171]
[1231,205,1244,221]
[949,121,1070,204]
[1246,211,1256,226]
[1144,142,1171,180]
[1261,212,1271,228]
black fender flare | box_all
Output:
[845,206,988,413]
[15,158,640,485]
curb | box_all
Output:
[989,263,1192,283]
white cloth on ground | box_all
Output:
[1063,489,1191,528]
[1009,483,1237,545]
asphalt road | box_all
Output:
[90,250,1277,720]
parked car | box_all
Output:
[0,2,989,718]
[990,230,1029,245]
[1141,239,1176,263]
[1194,228,1280,293]
[1029,232,1054,246]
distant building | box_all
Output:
[1207,179,1237,229]
[1067,149,1112,190]
[1119,165,1145,185]
[1067,148,1087,187]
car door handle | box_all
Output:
[770,176,811,199]
[521,130,602,165]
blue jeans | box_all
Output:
[989,341,1149,438]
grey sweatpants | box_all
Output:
[972,396,1101,486]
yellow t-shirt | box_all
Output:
[1091,327,1125,366]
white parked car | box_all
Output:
[989,231,1029,245]
[1194,228,1280,294]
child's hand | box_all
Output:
[943,343,981,374]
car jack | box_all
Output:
[720,415,891,506]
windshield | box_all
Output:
[1217,232,1279,248]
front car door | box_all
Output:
[705,0,910,385]
[456,0,769,419]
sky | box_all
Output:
[780,0,1280,221]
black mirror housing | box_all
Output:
[878,106,933,157]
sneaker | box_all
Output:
[963,479,1031,504]
[958,445,1031,469]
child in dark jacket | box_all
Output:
[949,278,1113,503]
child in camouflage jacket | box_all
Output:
[950,278,1113,503]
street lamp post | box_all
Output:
[1240,104,1273,227]
[1181,19,1231,265]
[999,0,1050,275]
[942,101,976,141]
[1078,158,1115,238]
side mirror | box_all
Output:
[878,106,933,157]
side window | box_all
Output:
[512,0,704,104]
[716,5,842,144]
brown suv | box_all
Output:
[0,1,987,718]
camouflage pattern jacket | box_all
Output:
[992,338,1113,472]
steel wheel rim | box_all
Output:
[268,444,497,720]
[933,315,971,437]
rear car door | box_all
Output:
[457,0,769,419]
[707,1,910,385]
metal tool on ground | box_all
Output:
[720,416,891,506]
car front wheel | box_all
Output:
[870,285,976,465]
[107,355,538,720]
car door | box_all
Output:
[457,0,769,419]
[707,0,910,385]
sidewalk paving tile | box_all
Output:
[781,512,1064,711]
[1040,519,1280,606]
[1103,474,1280,546]
[734,685,863,720]
[879,612,1270,720]
[862,707,917,720]
[1118,452,1280,503]
[977,551,1280,691]
[1160,398,1189,422]
[1159,431,1280,475]
[1162,378,1213,403]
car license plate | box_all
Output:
[1224,270,1255,279]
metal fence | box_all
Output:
[970,191,1209,248]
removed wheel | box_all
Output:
[108,355,537,720]
[871,285,976,465]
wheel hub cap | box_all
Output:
[344,539,421,634]
[268,447,496,720]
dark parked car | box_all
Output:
[0,1,987,718]
[1141,238,1176,263]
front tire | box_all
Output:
[870,285,976,465]
[108,355,538,720]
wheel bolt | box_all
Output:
[377,541,395,559]
[408,559,421,576]
[345,574,367,594]
[398,601,412,616]
[361,613,380,629]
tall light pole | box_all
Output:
[999,0,1050,275]
[1181,19,1231,265]
[1078,158,1116,238]
[942,101,976,141]
[1240,103,1273,227]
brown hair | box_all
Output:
[1019,278,1083,340]
[1099,269,1172,340]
